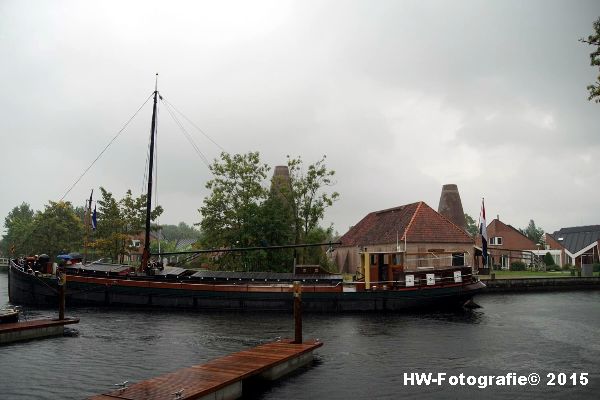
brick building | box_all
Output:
[334,201,474,275]
[485,218,537,269]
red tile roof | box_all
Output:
[340,201,473,246]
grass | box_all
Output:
[479,269,597,279]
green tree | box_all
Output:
[256,182,296,271]
[464,213,478,237]
[281,155,339,263]
[199,152,270,268]
[1,203,35,256]
[91,187,163,263]
[160,222,202,242]
[519,219,545,245]
[543,251,556,267]
[29,201,83,257]
[581,17,600,102]
[93,187,125,262]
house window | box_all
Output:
[501,255,510,269]
[489,237,503,246]
[131,239,141,248]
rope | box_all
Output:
[60,92,154,201]
[160,98,211,168]
[161,96,226,152]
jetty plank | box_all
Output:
[0,318,79,333]
[89,339,322,400]
[0,318,80,345]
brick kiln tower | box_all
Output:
[437,184,466,231]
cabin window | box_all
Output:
[370,254,377,265]
[452,253,464,266]
[383,254,390,265]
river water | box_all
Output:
[1,270,599,399]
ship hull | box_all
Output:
[8,263,485,312]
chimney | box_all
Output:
[438,184,466,230]
[270,165,291,195]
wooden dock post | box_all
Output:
[293,281,302,344]
[58,270,66,320]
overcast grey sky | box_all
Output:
[1,0,599,237]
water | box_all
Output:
[1,270,599,399]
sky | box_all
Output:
[1,0,599,238]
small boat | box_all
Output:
[0,308,19,324]
[7,82,485,312]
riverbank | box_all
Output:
[480,276,600,293]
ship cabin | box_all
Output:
[357,249,473,291]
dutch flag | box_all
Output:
[479,199,488,266]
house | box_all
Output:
[484,218,538,269]
[546,225,600,268]
[334,201,474,277]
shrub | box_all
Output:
[510,261,527,271]
[562,263,573,271]
[593,263,600,273]
[546,264,561,272]
[543,252,555,266]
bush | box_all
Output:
[510,261,527,271]
[546,264,561,272]
[543,252,555,266]
[562,263,573,271]
[593,263,600,273]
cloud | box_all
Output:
[1,0,600,238]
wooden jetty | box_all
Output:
[90,339,323,400]
[0,318,79,345]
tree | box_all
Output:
[1,203,35,256]
[92,187,125,262]
[543,252,556,267]
[580,17,600,103]
[161,222,202,242]
[91,187,163,263]
[519,220,545,245]
[281,155,339,264]
[199,152,270,268]
[28,201,83,257]
[464,213,478,237]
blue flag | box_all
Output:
[92,205,97,231]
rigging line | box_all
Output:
[141,133,151,193]
[161,99,208,165]
[161,98,211,168]
[161,96,226,152]
[60,92,155,201]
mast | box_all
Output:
[83,189,93,263]
[141,74,159,271]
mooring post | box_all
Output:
[293,281,302,344]
[58,269,66,320]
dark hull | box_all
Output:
[8,264,485,312]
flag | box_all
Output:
[479,198,488,266]
[92,205,97,231]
